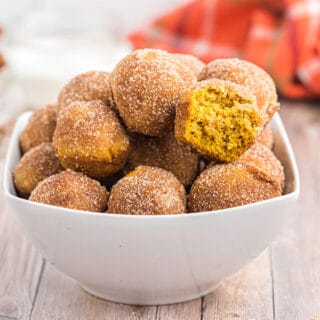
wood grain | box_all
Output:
[0,163,44,320]
[30,261,202,320]
[157,299,201,320]
[203,250,273,320]
[30,262,157,320]
[271,102,320,320]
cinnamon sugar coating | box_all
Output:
[58,71,113,112]
[53,101,130,177]
[172,53,205,79]
[110,49,197,136]
[14,52,286,214]
[189,143,284,212]
[20,104,57,153]
[257,125,274,149]
[29,170,108,212]
[108,166,186,215]
[126,132,199,186]
[199,58,279,126]
[238,142,284,190]
[14,143,63,198]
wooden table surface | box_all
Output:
[0,101,319,320]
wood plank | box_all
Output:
[203,250,273,320]
[157,299,201,320]
[30,262,158,320]
[0,162,44,320]
[31,261,202,320]
[271,102,320,320]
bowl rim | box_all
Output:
[2,111,300,220]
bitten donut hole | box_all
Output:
[184,86,262,162]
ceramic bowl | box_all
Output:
[3,112,300,305]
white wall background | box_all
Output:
[0,0,189,107]
[0,0,189,33]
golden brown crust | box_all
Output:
[188,142,284,212]
[14,143,63,197]
[199,58,279,125]
[58,71,113,112]
[20,104,57,154]
[257,125,274,149]
[53,101,130,177]
[171,53,205,79]
[108,166,186,215]
[237,142,284,190]
[110,49,197,136]
[15,53,284,214]
[125,132,199,186]
[29,170,108,212]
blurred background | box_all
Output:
[0,0,319,140]
[0,0,188,109]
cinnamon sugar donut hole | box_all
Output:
[58,71,113,112]
[237,142,284,190]
[126,132,199,186]
[174,79,263,162]
[53,101,130,178]
[199,58,279,126]
[20,104,57,154]
[29,170,108,212]
[14,143,63,198]
[110,49,197,136]
[172,53,205,79]
[188,143,284,212]
[257,125,274,149]
[108,166,186,215]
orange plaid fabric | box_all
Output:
[129,0,320,99]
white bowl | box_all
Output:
[3,112,300,305]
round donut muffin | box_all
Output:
[14,143,63,198]
[199,58,279,126]
[188,143,284,212]
[171,53,205,79]
[108,166,186,215]
[175,79,263,162]
[110,49,197,136]
[53,100,130,177]
[126,132,199,186]
[257,125,274,149]
[57,71,112,112]
[237,142,284,189]
[20,104,57,154]
[29,170,108,212]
